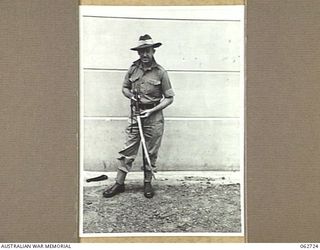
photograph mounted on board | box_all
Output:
[79,5,244,237]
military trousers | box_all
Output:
[117,109,164,173]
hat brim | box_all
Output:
[130,42,162,51]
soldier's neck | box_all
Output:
[142,62,152,69]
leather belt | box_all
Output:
[139,102,159,110]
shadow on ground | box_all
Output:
[83,176,241,234]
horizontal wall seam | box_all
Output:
[83,68,240,73]
[83,117,240,121]
[82,15,241,22]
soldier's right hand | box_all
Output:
[130,95,138,102]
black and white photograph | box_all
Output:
[79,5,244,237]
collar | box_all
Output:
[133,59,159,71]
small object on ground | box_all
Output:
[86,174,108,182]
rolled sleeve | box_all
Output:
[161,71,175,98]
[122,70,132,89]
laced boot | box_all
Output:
[103,183,125,198]
[144,171,154,198]
[103,170,127,198]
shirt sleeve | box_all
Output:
[161,70,175,98]
[122,69,132,89]
[123,64,138,89]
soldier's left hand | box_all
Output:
[140,109,153,118]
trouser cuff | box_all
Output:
[116,169,127,185]
[144,171,153,182]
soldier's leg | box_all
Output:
[142,113,164,198]
[117,120,141,174]
[103,120,140,198]
[144,118,164,177]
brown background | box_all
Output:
[0,0,320,243]
[246,0,320,242]
[0,0,79,243]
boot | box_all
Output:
[103,182,125,198]
[144,170,154,198]
[102,170,127,198]
[144,181,154,198]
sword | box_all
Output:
[132,89,156,180]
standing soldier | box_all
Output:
[103,34,175,199]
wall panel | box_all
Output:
[84,70,240,117]
[84,70,129,117]
[82,17,241,71]
[84,119,240,171]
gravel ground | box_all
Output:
[83,175,241,234]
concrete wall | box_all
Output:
[80,6,244,171]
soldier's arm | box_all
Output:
[140,96,173,118]
[122,87,135,100]
[122,66,136,100]
[154,96,174,111]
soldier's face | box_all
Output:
[138,47,155,64]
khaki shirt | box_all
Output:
[123,59,175,104]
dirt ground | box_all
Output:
[83,174,241,234]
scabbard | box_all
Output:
[136,115,156,180]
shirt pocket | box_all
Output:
[129,74,143,91]
[143,78,162,96]
[146,79,161,86]
[129,75,140,83]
